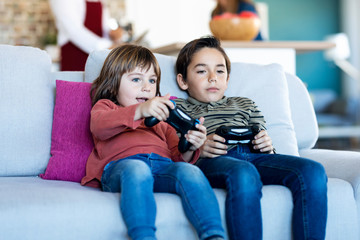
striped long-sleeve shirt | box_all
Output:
[174,96,266,143]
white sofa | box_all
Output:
[1,44,360,240]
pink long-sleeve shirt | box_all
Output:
[81,99,200,187]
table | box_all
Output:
[152,41,336,74]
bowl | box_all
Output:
[209,11,261,41]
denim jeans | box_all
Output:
[196,145,327,240]
[101,153,224,240]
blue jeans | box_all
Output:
[101,153,224,240]
[196,145,327,240]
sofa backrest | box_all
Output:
[0,45,54,176]
[85,49,319,156]
[286,72,318,149]
[0,44,318,177]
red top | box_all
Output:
[81,99,200,187]
[61,1,103,71]
[84,1,103,37]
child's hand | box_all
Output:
[252,130,274,153]
[186,117,207,151]
[200,133,228,158]
[181,117,207,162]
[135,93,174,121]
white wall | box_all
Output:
[125,0,216,48]
[340,0,360,98]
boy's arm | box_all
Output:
[248,100,275,153]
[200,133,228,158]
[248,100,267,130]
[252,130,275,154]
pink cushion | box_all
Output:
[40,80,93,182]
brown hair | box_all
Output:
[175,36,231,82]
[91,44,161,106]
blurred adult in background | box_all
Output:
[212,0,263,41]
[49,0,123,71]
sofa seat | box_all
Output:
[0,176,357,240]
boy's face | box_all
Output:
[116,65,158,107]
[177,47,229,103]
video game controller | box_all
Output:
[144,100,200,153]
[215,125,262,153]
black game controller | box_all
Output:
[215,125,262,153]
[144,100,200,153]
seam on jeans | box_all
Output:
[223,171,238,239]
[257,162,309,239]
[205,170,239,239]
[199,156,256,239]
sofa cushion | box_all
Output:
[84,49,111,83]
[0,45,53,176]
[85,50,299,156]
[226,63,298,156]
[40,80,93,182]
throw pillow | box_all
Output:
[40,80,93,182]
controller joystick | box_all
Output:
[144,100,200,153]
[215,125,262,153]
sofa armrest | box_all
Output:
[299,148,360,193]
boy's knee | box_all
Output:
[229,164,262,192]
[308,161,327,187]
[298,160,327,192]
